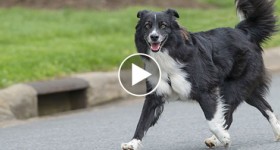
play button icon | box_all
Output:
[118,53,161,97]
[131,64,151,86]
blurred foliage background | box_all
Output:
[0,0,279,87]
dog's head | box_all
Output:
[135,9,181,53]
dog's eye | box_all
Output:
[160,23,167,29]
[145,23,151,29]
[160,24,166,29]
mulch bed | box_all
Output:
[0,0,212,10]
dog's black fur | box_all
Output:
[123,0,278,149]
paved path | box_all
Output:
[0,74,280,150]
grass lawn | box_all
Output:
[0,1,279,87]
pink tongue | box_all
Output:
[151,43,160,51]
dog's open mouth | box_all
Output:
[150,43,161,52]
[148,37,167,52]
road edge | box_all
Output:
[0,47,279,122]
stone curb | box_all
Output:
[72,72,130,107]
[0,48,279,122]
[264,47,280,73]
[0,84,37,121]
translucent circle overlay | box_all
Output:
[118,53,161,97]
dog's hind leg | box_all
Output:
[245,85,280,141]
[121,94,164,150]
[204,81,244,148]
[266,110,280,141]
[198,91,231,148]
[204,102,240,148]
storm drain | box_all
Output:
[28,78,89,116]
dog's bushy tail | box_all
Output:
[235,0,277,45]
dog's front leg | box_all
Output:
[121,94,164,150]
[198,92,231,148]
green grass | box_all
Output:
[0,2,279,87]
[200,0,234,8]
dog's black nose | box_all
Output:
[150,34,159,42]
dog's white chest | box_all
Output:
[145,50,192,101]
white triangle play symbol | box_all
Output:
[132,63,152,86]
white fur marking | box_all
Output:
[149,14,157,37]
[145,58,172,96]
[146,50,192,101]
[266,110,280,141]
[207,94,230,146]
[121,139,141,150]
[235,0,245,21]
[169,73,191,99]
[237,10,245,21]
[151,29,157,35]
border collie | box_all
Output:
[122,0,279,149]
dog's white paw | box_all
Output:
[205,135,222,148]
[219,132,231,147]
[205,132,231,148]
[212,130,231,148]
[275,121,280,142]
[274,121,280,141]
[121,139,141,150]
[276,135,280,142]
[266,111,280,141]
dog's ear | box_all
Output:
[165,9,179,19]
[137,10,149,18]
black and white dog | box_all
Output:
[122,0,280,149]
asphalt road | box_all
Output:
[0,74,280,150]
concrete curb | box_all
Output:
[0,47,279,122]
